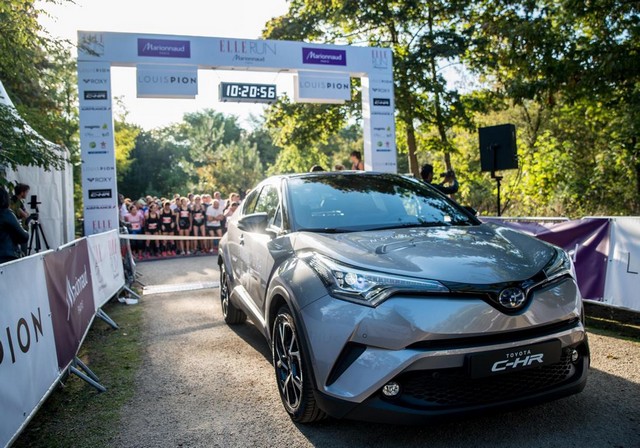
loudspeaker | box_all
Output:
[479,124,518,172]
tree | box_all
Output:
[464,0,640,213]
[0,0,74,183]
[119,126,190,199]
[263,0,474,176]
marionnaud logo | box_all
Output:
[302,47,347,66]
[66,266,89,320]
[138,38,191,58]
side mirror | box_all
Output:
[463,206,478,216]
[237,212,269,233]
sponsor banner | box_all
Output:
[44,240,96,370]
[215,38,278,66]
[482,218,611,301]
[88,230,125,309]
[0,254,59,447]
[371,48,391,70]
[78,61,118,236]
[362,76,397,172]
[294,72,351,103]
[137,65,198,99]
[138,38,191,58]
[603,217,640,311]
[302,47,347,66]
[78,31,105,58]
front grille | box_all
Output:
[393,350,580,409]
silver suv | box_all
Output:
[218,172,589,423]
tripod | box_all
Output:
[27,218,50,254]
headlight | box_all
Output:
[303,253,449,307]
[543,248,574,281]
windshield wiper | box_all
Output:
[298,227,353,233]
[365,222,443,231]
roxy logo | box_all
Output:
[65,266,89,320]
[491,351,544,372]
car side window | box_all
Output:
[242,188,261,215]
[254,184,280,226]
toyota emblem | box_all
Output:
[499,287,527,309]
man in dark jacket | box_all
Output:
[420,163,459,195]
[0,188,29,263]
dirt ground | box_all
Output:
[113,257,640,448]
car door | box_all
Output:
[242,182,283,313]
[226,187,261,292]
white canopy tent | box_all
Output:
[0,80,74,248]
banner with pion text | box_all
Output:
[0,254,59,448]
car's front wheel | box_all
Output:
[219,265,246,325]
[272,306,326,423]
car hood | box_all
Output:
[292,224,556,285]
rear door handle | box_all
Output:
[239,234,245,246]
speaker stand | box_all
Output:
[491,170,503,216]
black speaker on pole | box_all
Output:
[478,124,518,216]
[479,123,518,172]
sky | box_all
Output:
[39,0,291,130]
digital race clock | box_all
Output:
[219,82,277,103]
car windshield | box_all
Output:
[287,173,477,233]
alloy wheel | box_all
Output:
[274,315,303,412]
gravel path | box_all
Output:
[114,257,640,448]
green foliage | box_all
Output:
[120,109,267,198]
[0,1,76,171]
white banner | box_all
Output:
[0,254,59,447]
[136,65,198,99]
[603,217,640,311]
[294,71,351,103]
[87,230,125,309]
[78,61,119,236]
[362,76,397,172]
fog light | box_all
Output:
[570,349,579,363]
[382,381,401,398]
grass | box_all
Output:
[13,299,144,448]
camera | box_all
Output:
[440,170,455,178]
[29,194,41,211]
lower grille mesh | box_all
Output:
[396,351,577,409]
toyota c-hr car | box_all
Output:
[217,172,589,424]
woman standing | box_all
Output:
[176,197,192,255]
[159,201,176,256]
[190,195,206,253]
[124,203,145,260]
[144,202,161,258]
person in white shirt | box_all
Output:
[206,199,224,252]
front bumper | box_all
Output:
[293,271,589,421]
[315,354,589,424]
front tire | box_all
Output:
[272,306,326,423]
[219,265,246,325]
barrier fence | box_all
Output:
[0,230,125,447]
[482,216,640,312]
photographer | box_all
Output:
[420,163,459,195]
[0,188,29,263]
[10,183,29,229]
